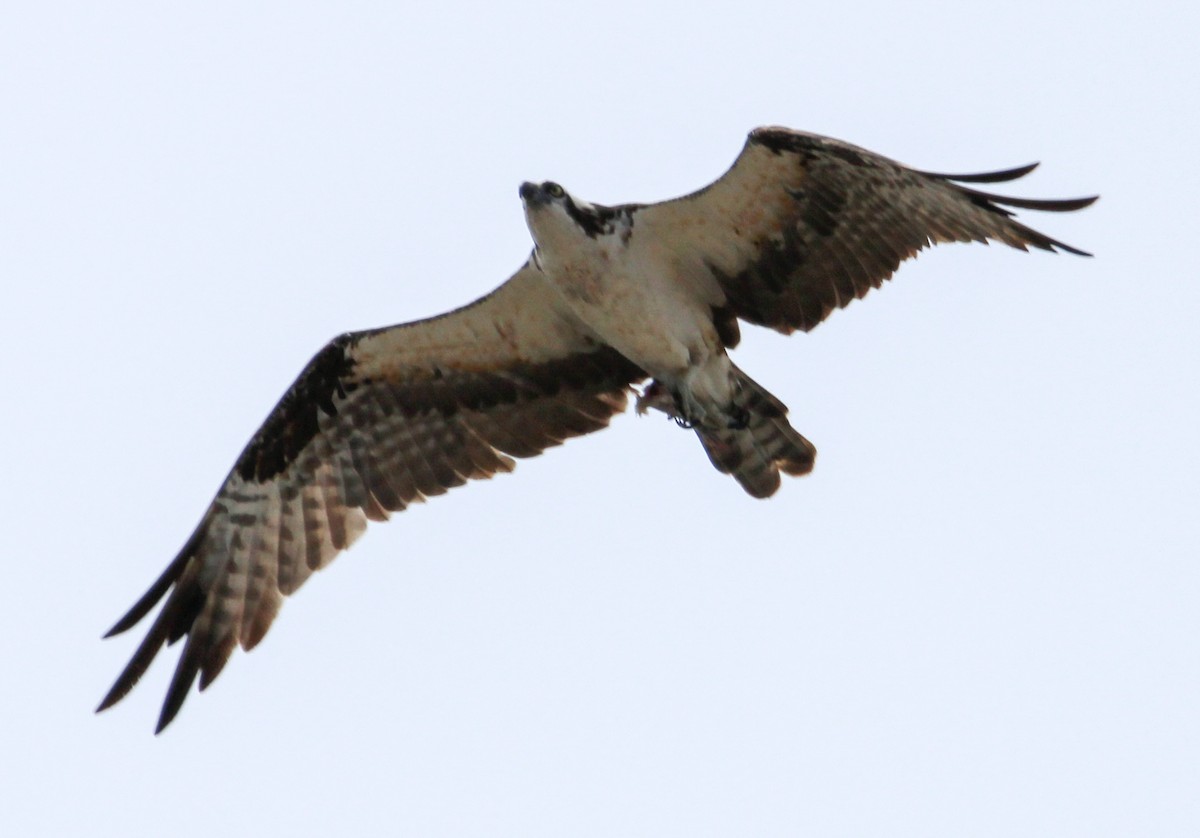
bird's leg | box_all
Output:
[723,366,750,429]
[636,379,743,430]
[670,386,708,429]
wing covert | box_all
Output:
[99,261,645,731]
[639,127,1097,334]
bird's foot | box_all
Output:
[671,387,708,430]
[638,380,732,431]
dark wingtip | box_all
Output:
[1008,194,1099,213]
[957,183,1097,257]
[963,188,1100,213]
[104,527,205,638]
[98,535,208,727]
[1053,241,1093,258]
[154,710,174,736]
[920,162,1041,183]
[95,687,123,715]
[1020,227,1094,258]
[96,603,178,717]
[103,590,164,639]
[155,650,201,734]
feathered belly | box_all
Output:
[549,261,722,384]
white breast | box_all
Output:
[542,220,724,383]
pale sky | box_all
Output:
[3,2,1197,836]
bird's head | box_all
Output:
[521,180,588,263]
[520,180,576,248]
[520,180,631,260]
[519,180,568,210]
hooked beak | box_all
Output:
[519,181,551,207]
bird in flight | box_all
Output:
[98,127,1096,732]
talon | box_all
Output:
[671,387,707,430]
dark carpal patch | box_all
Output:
[789,177,847,239]
[751,129,871,168]
[706,178,862,332]
[237,333,359,482]
[235,339,643,483]
[389,345,645,417]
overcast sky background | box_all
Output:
[2,2,1196,836]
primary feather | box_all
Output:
[99,127,1096,732]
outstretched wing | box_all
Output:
[99,260,645,732]
[638,127,1097,335]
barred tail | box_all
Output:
[695,367,815,498]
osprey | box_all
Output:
[98,127,1095,732]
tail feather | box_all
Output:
[695,367,815,498]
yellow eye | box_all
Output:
[545,182,564,199]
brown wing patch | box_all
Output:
[99,343,641,733]
[238,336,359,482]
[99,261,647,733]
[645,127,1096,337]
